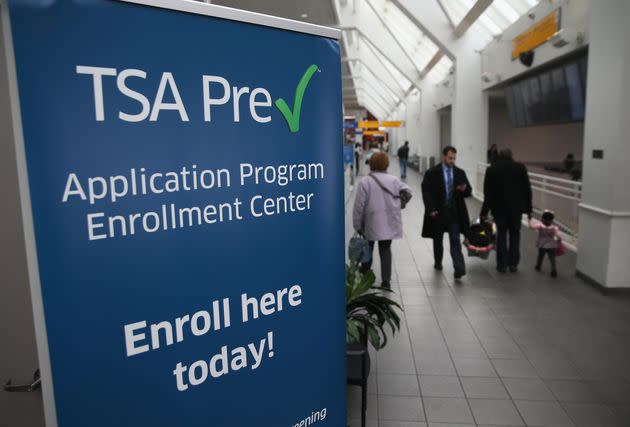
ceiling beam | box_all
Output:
[342,57,403,103]
[436,0,456,28]
[358,90,390,118]
[338,27,421,92]
[357,97,385,120]
[363,0,422,79]
[363,38,409,92]
[387,0,455,60]
[347,78,396,111]
[419,50,445,79]
[453,0,493,38]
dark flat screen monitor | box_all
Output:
[504,53,587,127]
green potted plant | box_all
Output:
[345,260,402,349]
[345,260,403,427]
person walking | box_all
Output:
[353,152,411,288]
[421,146,472,279]
[487,143,499,165]
[529,210,561,278]
[480,149,532,273]
[397,141,410,178]
[354,142,362,176]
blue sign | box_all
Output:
[343,121,357,129]
[5,1,344,426]
[343,144,354,166]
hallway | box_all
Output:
[345,155,630,427]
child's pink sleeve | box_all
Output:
[553,226,561,238]
[529,220,542,230]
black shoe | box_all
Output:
[551,271,557,278]
[497,266,507,273]
[454,271,465,280]
[381,281,391,289]
[509,266,518,273]
[434,263,443,271]
[535,265,541,272]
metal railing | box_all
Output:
[476,162,582,243]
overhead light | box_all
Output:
[300,13,308,18]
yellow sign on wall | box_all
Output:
[357,120,404,129]
[512,10,559,60]
[381,121,403,128]
[363,131,386,136]
[358,121,380,129]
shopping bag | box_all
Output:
[555,240,566,257]
[348,233,372,264]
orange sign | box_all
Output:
[357,120,403,129]
[512,10,559,60]
[358,121,380,129]
[381,121,403,128]
[363,130,386,136]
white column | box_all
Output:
[451,52,488,189]
[577,0,630,289]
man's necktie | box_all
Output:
[446,168,453,202]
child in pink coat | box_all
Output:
[529,210,560,277]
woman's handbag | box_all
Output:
[349,233,371,264]
[555,240,566,257]
[369,173,412,209]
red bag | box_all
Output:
[555,240,566,257]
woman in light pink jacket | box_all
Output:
[353,152,411,288]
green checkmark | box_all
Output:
[275,64,319,133]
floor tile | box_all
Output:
[562,403,621,427]
[379,422,427,427]
[468,398,524,426]
[515,400,575,426]
[378,396,425,422]
[379,374,421,397]
[587,379,630,404]
[492,359,539,378]
[347,419,379,427]
[453,358,497,377]
[460,377,509,399]
[503,377,556,401]
[427,423,475,427]
[546,380,601,403]
[415,358,458,376]
[423,398,474,424]
[419,375,465,398]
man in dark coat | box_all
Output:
[480,149,532,273]
[422,146,472,279]
[397,141,410,178]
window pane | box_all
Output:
[551,68,570,122]
[565,62,585,121]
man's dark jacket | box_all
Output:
[480,159,532,217]
[421,164,472,239]
[397,145,409,160]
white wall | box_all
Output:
[481,0,591,90]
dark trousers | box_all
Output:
[536,249,557,272]
[495,213,522,269]
[433,223,465,274]
[355,154,360,175]
[360,240,392,283]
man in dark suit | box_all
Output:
[422,146,472,279]
[480,149,532,273]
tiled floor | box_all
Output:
[345,157,630,427]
